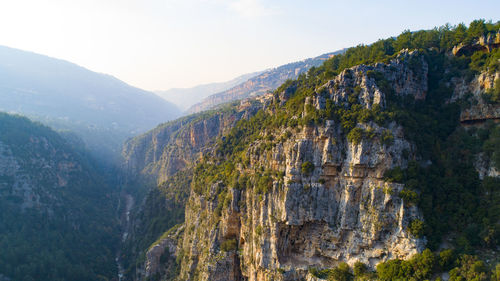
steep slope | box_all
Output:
[0,112,119,281]
[125,21,500,281]
[186,51,345,114]
[0,45,180,162]
[155,72,262,110]
[177,49,428,281]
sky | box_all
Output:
[0,0,498,91]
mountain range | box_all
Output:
[155,71,262,111]
[0,20,499,281]
[185,50,345,113]
[155,50,345,114]
[0,45,180,162]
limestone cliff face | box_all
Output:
[452,69,500,180]
[144,225,185,280]
[176,51,428,281]
[122,104,262,185]
[452,70,500,123]
[452,31,500,56]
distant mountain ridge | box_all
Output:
[155,71,262,110]
[187,49,345,113]
[0,45,180,162]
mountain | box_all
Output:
[155,71,262,110]
[186,50,345,114]
[121,21,500,281]
[0,45,181,163]
[0,112,119,281]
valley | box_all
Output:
[0,19,499,281]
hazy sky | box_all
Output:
[0,0,498,91]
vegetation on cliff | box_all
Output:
[186,19,499,279]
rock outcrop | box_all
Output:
[452,31,500,56]
[452,70,500,124]
[144,225,185,279]
[451,69,500,179]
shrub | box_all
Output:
[220,239,237,252]
[408,219,425,238]
[399,188,419,205]
[438,249,456,271]
[383,167,405,183]
[347,127,365,145]
[449,255,489,281]
[330,262,353,281]
[301,161,314,176]
[255,225,263,236]
[381,129,394,146]
[309,267,330,279]
[491,263,500,281]
[353,261,367,276]
[411,249,437,280]
[376,259,403,281]
[256,173,273,194]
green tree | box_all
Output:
[449,255,489,281]
[467,19,487,40]
[329,262,353,281]
[301,161,315,176]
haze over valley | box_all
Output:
[0,1,499,281]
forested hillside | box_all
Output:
[0,113,119,281]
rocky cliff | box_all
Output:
[452,68,500,180]
[123,102,266,186]
[176,50,427,281]
[453,70,500,124]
